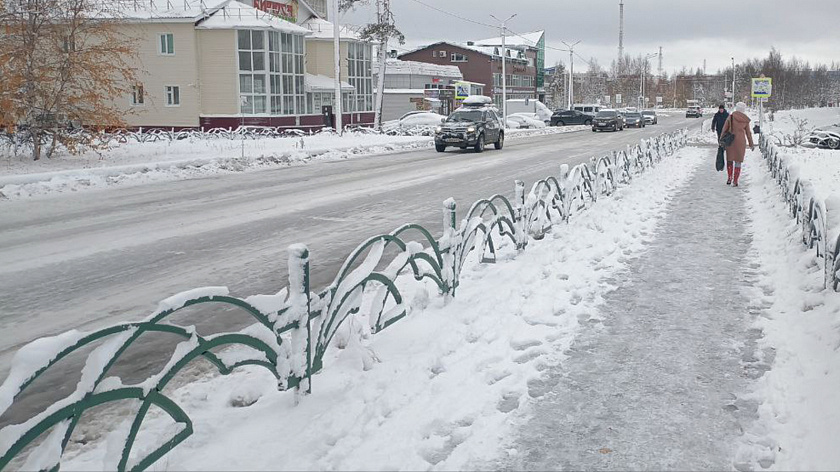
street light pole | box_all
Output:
[332,0,343,135]
[560,40,580,110]
[640,52,657,109]
[490,13,516,129]
[731,57,736,108]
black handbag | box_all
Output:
[719,116,735,147]
[716,146,725,171]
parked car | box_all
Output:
[592,109,625,132]
[550,109,593,126]
[686,106,703,118]
[624,112,646,128]
[507,113,546,129]
[383,111,447,135]
[435,96,504,153]
[505,99,553,124]
[642,110,658,124]
[806,126,840,149]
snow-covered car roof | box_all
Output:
[462,95,493,106]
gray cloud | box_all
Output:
[343,0,840,73]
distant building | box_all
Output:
[374,59,463,120]
[398,31,545,108]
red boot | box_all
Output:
[726,161,733,185]
[733,166,742,187]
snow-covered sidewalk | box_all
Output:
[503,149,763,470]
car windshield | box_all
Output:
[447,110,483,122]
[627,113,642,118]
[642,111,655,115]
[596,111,617,118]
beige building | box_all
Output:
[115,0,373,130]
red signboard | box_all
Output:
[253,0,298,23]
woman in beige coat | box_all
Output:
[720,101,755,187]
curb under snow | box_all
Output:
[0,127,585,201]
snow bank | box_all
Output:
[737,156,840,470]
[59,146,704,471]
[0,127,583,202]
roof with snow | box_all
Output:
[381,59,463,79]
[196,2,309,33]
[305,73,353,92]
[107,0,228,22]
[301,17,363,40]
[474,30,545,50]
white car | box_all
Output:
[383,112,447,135]
[506,113,546,129]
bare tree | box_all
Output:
[0,0,138,160]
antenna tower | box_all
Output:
[658,46,663,79]
[618,0,624,65]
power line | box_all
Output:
[405,0,496,29]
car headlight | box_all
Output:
[466,126,476,133]
[435,126,442,133]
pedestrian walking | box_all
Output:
[711,104,729,138]
[719,101,754,187]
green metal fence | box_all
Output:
[0,130,688,471]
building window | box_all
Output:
[165,85,180,106]
[131,84,144,106]
[451,53,468,63]
[493,73,501,87]
[238,29,306,116]
[159,33,174,55]
[347,42,372,112]
[239,30,266,113]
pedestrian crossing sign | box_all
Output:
[751,77,772,98]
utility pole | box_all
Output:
[332,0,343,135]
[561,40,580,109]
[490,13,516,129]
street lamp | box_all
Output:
[639,52,658,109]
[490,13,517,129]
[560,40,581,110]
[731,57,736,108]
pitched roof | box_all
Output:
[107,0,229,22]
[196,1,309,33]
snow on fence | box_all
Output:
[759,134,840,291]
[0,130,688,471]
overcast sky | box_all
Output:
[343,0,840,74]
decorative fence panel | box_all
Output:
[0,130,688,471]
[759,134,840,291]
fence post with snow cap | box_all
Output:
[514,180,527,250]
[287,244,313,394]
[0,129,688,471]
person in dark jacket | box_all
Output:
[711,104,729,137]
